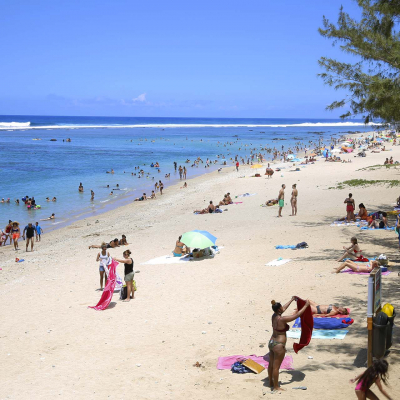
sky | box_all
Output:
[0,0,364,118]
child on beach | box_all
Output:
[350,359,392,399]
[35,222,43,242]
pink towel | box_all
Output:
[315,308,350,319]
[88,259,119,311]
[342,269,391,276]
[217,354,293,370]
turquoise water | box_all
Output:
[0,116,372,231]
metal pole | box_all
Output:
[367,272,375,367]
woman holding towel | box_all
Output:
[268,297,310,393]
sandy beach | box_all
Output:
[1,137,400,400]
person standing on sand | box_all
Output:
[35,222,43,242]
[236,161,239,172]
[114,249,135,302]
[25,223,35,252]
[290,184,298,216]
[278,184,285,217]
[268,298,310,393]
[11,222,20,250]
[344,193,355,222]
[159,180,164,195]
[96,243,110,290]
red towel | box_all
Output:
[293,297,313,354]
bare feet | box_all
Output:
[123,299,130,302]
[272,387,286,392]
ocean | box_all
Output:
[0,115,373,232]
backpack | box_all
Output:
[295,242,309,249]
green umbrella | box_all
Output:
[181,230,217,249]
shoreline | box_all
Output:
[1,132,399,399]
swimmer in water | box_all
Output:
[41,213,55,221]
[79,182,84,192]
[52,197,57,202]
[91,190,94,200]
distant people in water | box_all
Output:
[79,182,84,192]
[41,213,55,221]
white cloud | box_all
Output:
[132,93,146,102]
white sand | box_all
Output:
[1,141,400,399]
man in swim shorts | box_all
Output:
[278,184,285,217]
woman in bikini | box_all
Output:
[173,235,187,257]
[290,184,298,216]
[334,259,379,274]
[357,203,368,221]
[11,221,21,251]
[337,237,362,262]
[344,193,355,222]
[268,297,310,392]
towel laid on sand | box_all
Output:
[288,329,349,340]
[293,317,353,329]
[331,221,360,227]
[217,354,293,370]
[342,269,391,276]
[293,297,313,353]
[361,226,395,231]
[275,245,296,249]
[265,258,291,266]
[236,193,257,198]
[141,255,191,265]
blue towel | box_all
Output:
[293,317,353,330]
[275,245,296,249]
[361,227,395,231]
[287,329,349,340]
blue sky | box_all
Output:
[0,0,363,118]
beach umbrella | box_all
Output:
[181,230,217,249]
[251,164,263,169]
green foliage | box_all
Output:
[330,178,400,189]
[319,0,400,124]
[357,163,399,170]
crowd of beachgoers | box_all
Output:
[1,129,399,398]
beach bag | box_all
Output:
[120,285,127,300]
[377,254,389,266]
[295,242,309,249]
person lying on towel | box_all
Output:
[294,299,348,316]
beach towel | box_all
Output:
[293,297,313,353]
[265,258,291,266]
[275,245,296,249]
[342,269,391,276]
[141,254,191,265]
[330,221,360,227]
[217,354,293,370]
[236,193,257,198]
[287,329,349,340]
[293,317,353,329]
[361,226,395,231]
[89,259,119,311]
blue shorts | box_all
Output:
[173,252,182,257]
[99,265,105,272]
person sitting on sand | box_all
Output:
[368,211,389,228]
[268,298,310,393]
[119,235,128,245]
[357,203,368,220]
[134,193,147,201]
[173,235,188,257]
[337,237,362,262]
[334,259,380,274]
[219,194,231,206]
[226,192,233,203]
[266,199,278,206]
[150,190,156,199]
[294,299,349,316]
[89,238,119,249]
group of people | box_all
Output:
[0,220,43,251]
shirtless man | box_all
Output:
[290,184,298,216]
[208,201,216,213]
[278,184,285,217]
[79,182,84,192]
